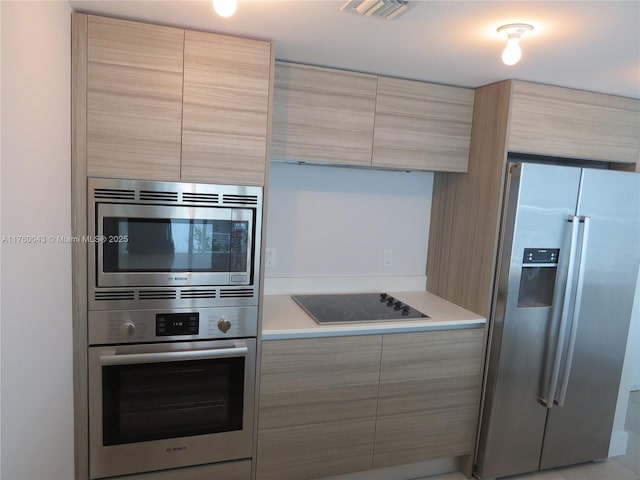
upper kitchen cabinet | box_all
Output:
[508,81,640,164]
[271,62,474,172]
[427,79,640,320]
[79,14,273,185]
[86,15,184,181]
[271,62,378,166]
[181,31,272,185]
[372,77,474,172]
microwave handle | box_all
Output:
[100,344,248,366]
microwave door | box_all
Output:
[96,203,234,288]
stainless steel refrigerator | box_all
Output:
[475,162,640,479]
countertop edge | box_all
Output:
[262,318,486,340]
[261,291,486,341]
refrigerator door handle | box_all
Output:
[541,214,580,409]
[555,215,591,407]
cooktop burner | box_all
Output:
[291,293,429,324]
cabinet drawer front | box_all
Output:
[257,336,382,480]
[508,81,640,163]
[372,76,474,172]
[271,62,377,165]
[87,15,184,181]
[257,419,376,480]
[260,335,382,391]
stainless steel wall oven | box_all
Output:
[86,178,262,479]
[88,322,256,479]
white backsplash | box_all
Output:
[264,162,434,292]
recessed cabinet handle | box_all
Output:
[100,344,248,366]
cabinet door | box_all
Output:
[271,62,377,166]
[86,16,184,181]
[181,31,272,186]
[373,328,484,469]
[257,336,382,480]
[372,77,474,172]
[508,81,640,164]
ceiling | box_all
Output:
[68,0,640,99]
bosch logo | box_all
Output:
[166,446,187,453]
[169,276,188,281]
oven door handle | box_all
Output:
[100,344,249,366]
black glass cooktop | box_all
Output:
[291,293,429,324]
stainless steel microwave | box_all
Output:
[88,178,262,311]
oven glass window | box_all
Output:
[102,218,248,273]
[102,357,245,445]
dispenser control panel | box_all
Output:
[523,248,559,264]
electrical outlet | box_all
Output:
[383,248,393,267]
[265,248,277,268]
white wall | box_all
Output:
[265,162,433,288]
[1,2,74,479]
[610,265,640,456]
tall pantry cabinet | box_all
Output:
[71,13,274,480]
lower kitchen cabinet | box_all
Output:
[256,335,382,480]
[373,328,485,468]
[256,327,485,480]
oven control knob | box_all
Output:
[218,317,232,333]
[120,322,136,337]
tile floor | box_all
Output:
[422,391,640,480]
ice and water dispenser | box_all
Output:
[518,248,560,308]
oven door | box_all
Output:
[88,339,256,479]
[95,203,254,288]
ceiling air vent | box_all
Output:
[340,0,410,20]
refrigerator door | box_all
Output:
[540,168,640,469]
[475,163,582,479]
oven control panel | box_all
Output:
[88,306,258,345]
[156,312,200,336]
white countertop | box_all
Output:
[262,290,486,340]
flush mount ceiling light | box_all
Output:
[340,0,411,20]
[213,0,236,18]
[497,23,533,66]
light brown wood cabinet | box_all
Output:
[271,62,377,166]
[83,15,272,185]
[256,335,382,480]
[271,62,474,172]
[256,328,484,480]
[373,328,484,469]
[372,77,474,172]
[181,31,272,185]
[508,81,640,164]
[86,16,184,181]
[427,80,640,319]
